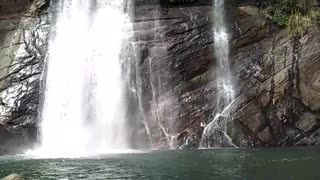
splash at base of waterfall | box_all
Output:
[200,100,237,148]
[25,148,142,159]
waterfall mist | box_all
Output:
[29,0,133,158]
[200,0,236,148]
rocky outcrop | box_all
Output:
[0,0,49,154]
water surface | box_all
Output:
[0,147,319,179]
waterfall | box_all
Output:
[200,0,236,148]
[30,0,132,158]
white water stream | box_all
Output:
[200,0,236,148]
[29,0,132,158]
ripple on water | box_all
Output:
[0,148,319,179]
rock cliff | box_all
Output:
[0,0,319,154]
[130,0,320,148]
[0,0,49,154]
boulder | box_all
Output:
[1,174,25,180]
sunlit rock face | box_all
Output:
[0,0,50,155]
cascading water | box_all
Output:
[30,0,132,158]
[148,3,177,149]
[128,1,178,149]
[200,0,236,148]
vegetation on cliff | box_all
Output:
[262,0,320,35]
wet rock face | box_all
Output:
[228,5,320,146]
[128,2,216,149]
[0,0,50,154]
[130,2,320,148]
[227,4,320,147]
[230,26,320,146]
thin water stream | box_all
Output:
[200,0,236,148]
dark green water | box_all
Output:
[0,147,319,180]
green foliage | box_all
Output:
[286,11,312,35]
[309,9,320,28]
[263,0,297,27]
[262,0,319,35]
